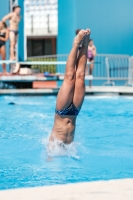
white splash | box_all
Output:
[42,136,80,159]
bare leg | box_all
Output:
[0,48,1,75]
[9,31,16,60]
[73,30,90,110]
[85,60,89,75]
[14,34,18,59]
[56,30,87,110]
[1,46,8,75]
[89,62,94,87]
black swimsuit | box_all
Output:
[55,103,79,116]
[10,30,19,35]
[0,32,6,48]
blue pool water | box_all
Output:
[0,95,133,190]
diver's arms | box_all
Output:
[2,13,13,22]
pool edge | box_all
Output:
[0,86,133,96]
[0,178,133,200]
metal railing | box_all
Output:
[27,54,68,73]
[127,56,133,86]
[27,54,131,86]
[0,54,133,88]
[104,55,130,86]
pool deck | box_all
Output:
[0,179,133,200]
[0,86,133,95]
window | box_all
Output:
[27,38,56,57]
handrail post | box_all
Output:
[103,57,115,86]
[127,56,133,86]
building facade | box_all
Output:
[25,0,58,57]
[58,0,133,55]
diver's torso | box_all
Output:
[50,114,76,144]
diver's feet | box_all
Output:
[2,72,10,76]
[74,29,87,47]
[86,28,91,35]
[82,28,91,47]
[9,57,16,60]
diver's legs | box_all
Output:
[56,30,87,110]
[73,29,90,110]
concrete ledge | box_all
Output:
[0,86,133,96]
[0,75,93,82]
[0,179,133,200]
[0,88,59,95]
[85,86,133,95]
